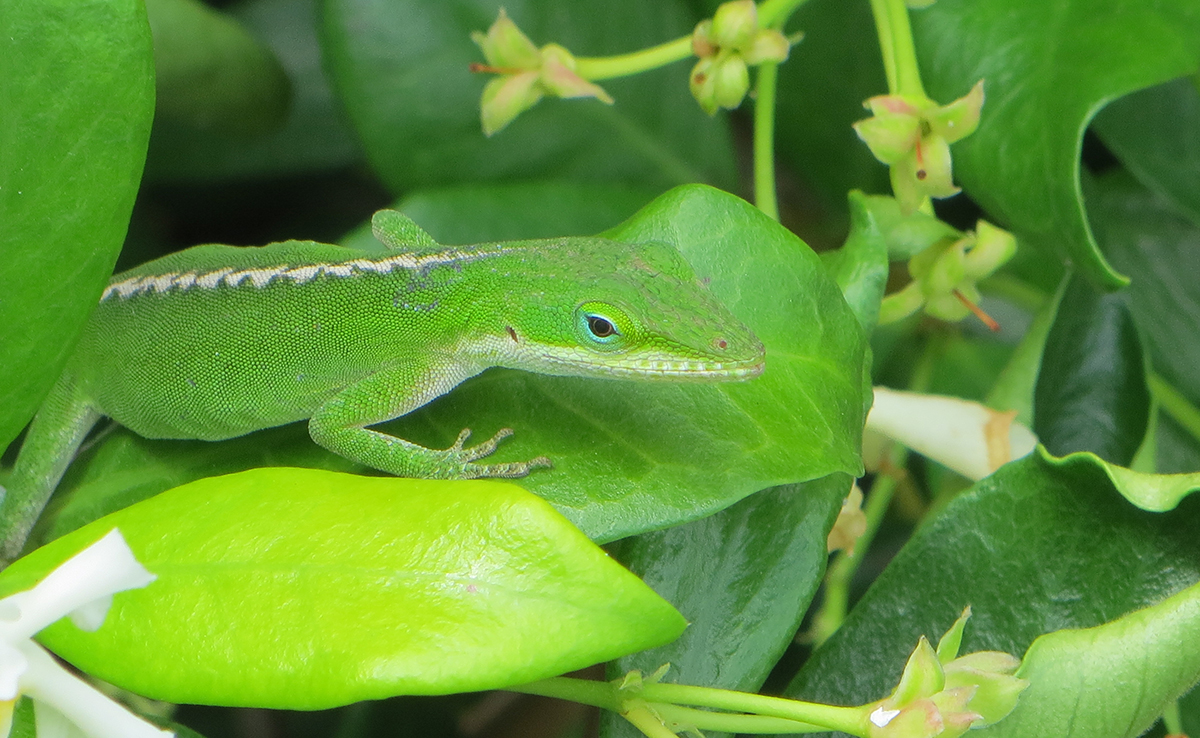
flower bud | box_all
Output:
[689,56,719,115]
[479,72,543,136]
[926,80,984,144]
[471,8,540,69]
[743,29,791,65]
[692,19,717,57]
[711,0,758,50]
[713,54,750,109]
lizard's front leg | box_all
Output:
[308,361,550,480]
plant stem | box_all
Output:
[652,703,828,734]
[638,683,869,735]
[809,470,899,645]
[622,705,680,738]
[758,0,815,28]
[507,677,622,711]
[1148,372,1200,445]
[574,36,693,81]
[868,0,927,99]
[753,61,780,220]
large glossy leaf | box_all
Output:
[1094,77,1200,225]
[979,580,1200,738]
[785,453,1200,724]
[774,0,890,222]
[0,468,686,708]
[0,0,155,451]
[320,0,735,193]
[42,185,868,544]
[146,0,290,136]
[1090,170,1200,422]
[914,0,1200,288]
[146,0,361,181]
[600,476,849,738]
[339,180,659,249]
[1033,273,1149,466]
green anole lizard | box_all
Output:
[0,210,764,561]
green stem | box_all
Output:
[1162,698,1183,736]
[574,36,693,81]
[638,683,869,735]
[809,471,898,645]
[869,0,927,99]
[652,703,828,734]
[508,677,622,712]
[758,0,816,27]
[1148,372,1200,445]
[753,61,780,220]
[622,705,680,738]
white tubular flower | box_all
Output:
[0,529,170,738]
[866,387,1038,481]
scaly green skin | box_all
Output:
[0,210,764,562]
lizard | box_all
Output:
[0,209,765,562]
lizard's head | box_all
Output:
[502,239,765,381]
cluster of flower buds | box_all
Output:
[471,10,613,136]
[853,81,984,213]
[878,215,1016,328]
[689,0,791,114]
[866,608,1027,738]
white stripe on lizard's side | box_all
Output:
[100,248,512,302]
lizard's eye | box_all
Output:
[586,315,617,338]
[575,301,633,350]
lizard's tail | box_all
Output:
[0,373,99,566]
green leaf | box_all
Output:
[914,0,1200,288]
[320,0,735,193]
[820,191,890,334]
[146,0,290,136]
[1036,446,1200,513]
[44,185,868,544]
[1033,273,1149,466]
[986,276,1066,426]
[340,180,659,250]
[977,580,1200,738]
[0,0,155,451]
[145,0,361,181]
[1094,77,1200,225]
[785,452,1200,713]
[600,476,849,738]
[0,468,686,708]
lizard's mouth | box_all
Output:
[539,353,764,381]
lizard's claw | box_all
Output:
[445,427,551,478]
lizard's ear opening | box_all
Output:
[574,302,635,351]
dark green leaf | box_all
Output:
[1094,76,1200,225]
[820,191,890,334]
[979,580,1200,738]
[775,0,890,222]
[0,0,155,451]
[600,476,849,738]
[1033,273,1149,466]
[340,180,658,249]
[45,185,868,544]
[320,0,735,193]
[2,468,686,708]
[785,453,1200,718]
[146,0,362,181]
[915,0,1200,288]
[147,0,290,136]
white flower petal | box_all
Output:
[68,596,113,634]
[2,530,155,640]
[18,642,171,738]
[0,642,27,701]
[866,387,1038,481]
[33,700,82,738]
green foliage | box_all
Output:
[4,0,1200,736]
[0,468,686,707]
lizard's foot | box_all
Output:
[444,428,552,479]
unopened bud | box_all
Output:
[692,19,717,57]
[743,29,791,65]
[711,0,758,50]
[713,54,750,109]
